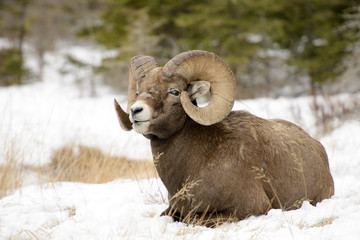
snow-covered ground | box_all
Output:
[0,45,152,164]
[1,46,360,239]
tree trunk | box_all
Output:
[16,0,29,85]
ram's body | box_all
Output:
[114,50,334,226]
[152,111,333,221]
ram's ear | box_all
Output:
[187,81,210,101]
[114,99,132,131]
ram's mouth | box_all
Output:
[133,120,149,124]
[129,116,150,124]
[131,119,151,134]
[130,116,150,124]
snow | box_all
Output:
[0,45,152,164]
[1,46,360,239]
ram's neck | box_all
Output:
[149,118,207,195]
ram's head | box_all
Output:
[114,50,236,139]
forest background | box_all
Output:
[1,0,359,98]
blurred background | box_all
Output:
[1,0,359,99]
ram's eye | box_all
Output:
[135,92,140,96]
[168,89,180,96]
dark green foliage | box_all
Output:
[0,49,28,86]
[0,0,31,85]
[0,0,357,90]
[84,0,358,89]
[259,0,357,84]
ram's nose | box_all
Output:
[129,101,152,124]
[130,106,143,116]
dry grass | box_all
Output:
[164,178,239,228]
[0,141,24,198]
[311,216,337,228]
[42,144,156,183]
[252,162,313,211]
[252,166,283,210]
[0,142,156,199]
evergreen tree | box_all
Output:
[0,0,30,85]
[82,0,358,93]
[258,0,357,87]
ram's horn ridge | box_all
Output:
[127,56,159,112]
[163,50,236,125]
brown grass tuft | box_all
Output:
[252,166,283,210]
[0,141,24,198]
[164,178,239,228]
[42,144,156,183]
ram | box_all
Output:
[114,50,334,227]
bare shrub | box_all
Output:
[312,92,360,136]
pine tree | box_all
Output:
[82,0,358,93]
[0,0,31,85]
[257,0,358,86]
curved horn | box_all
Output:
[163,50,235,125]
[127,55,159,112]
[115,55,159,131]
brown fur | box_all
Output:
[151,111,334,224]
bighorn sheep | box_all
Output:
[114,50,334,226]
